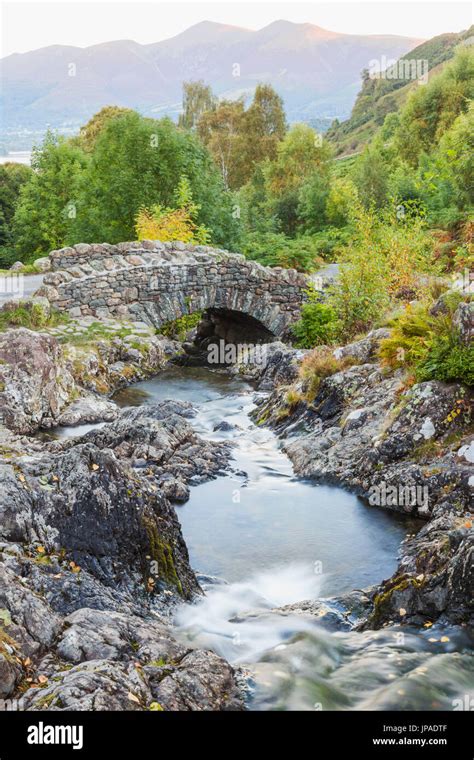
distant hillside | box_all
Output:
[0,20,421,141]
[327,25,474,156]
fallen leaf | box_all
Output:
[38,675,48,684]
[399,608,407,617]
[127,692,140,704]
[91,464,99,471]
[18,474,25,483]
[464,521,472,529]
[23,657,31,667]
[440,636,450,643]
[36,546,45,554]
[423,622,433,628]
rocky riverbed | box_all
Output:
[242,329,473,631]
[0,295,472,711]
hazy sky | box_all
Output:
[1,0,472,57]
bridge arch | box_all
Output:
[38,241,310,340]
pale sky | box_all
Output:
[1,0,472,58]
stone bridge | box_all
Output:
[37,241,310,340]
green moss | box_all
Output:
[61,322,135,346]
[158,311,203,341]
[369,574,426,626]
[148,658,167,667]
[255,407,271,425]
[143,517,183,596]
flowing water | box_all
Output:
[65,366,474,710]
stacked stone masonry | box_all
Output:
[37,241,310,336]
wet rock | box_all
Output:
[0,396,243,711]
[56,608,187,665]
[150,649,244,711]
[57,395,119,426]
[213,420,235,432]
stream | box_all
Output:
[61,366,474,711]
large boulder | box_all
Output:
[0,329,75,433]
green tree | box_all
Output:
[263,124,332,234]
[419,103,474,223]
[325,177,359,227]
[0,162,33,247]
[76,105,133,152]
[354,144,389,209]
[197,99,246,190]
[265,124,332,197]
[240,84,286,167]
[297,171,331,233]
[395,47,474,166]
[11,133,87,259]
[70,111,239,248]
[178,81,217,130]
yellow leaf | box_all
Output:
[399,608,407,617]
[91,463,99,471]
[36,546,45,554]
[18,474,25,483]
[440,636,450,643]
[38,675,48,684]
[127,692,140,705]
[423,621,433,628]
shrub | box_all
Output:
[416,333,474,386]
[135,177,210,244]
[240,231,324,272]
[292,297,338,348]
[0,303,67,331]
[159,311,203,341]
[378,299,473,387]
[299,347,345,401]
[329,206,437,339]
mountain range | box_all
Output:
[0,20,422,136]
